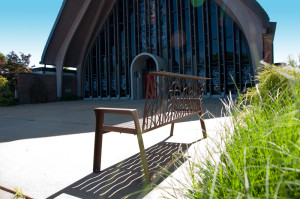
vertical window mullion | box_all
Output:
[188,1,193,75]
[105,22,108,97]
[166,0,170,66]
[157,0,161,56]
[221,13,226,94]
[216,6,222,95]
[125,0,129,96]
[205,0,212,95]
[179,0,184,74]
[97,36,101,98]
[232,22,237,94]
[154,0,158,54]
[89,53,92,98]
[177,0,180,73]
[193,4,198,76]
[133,0,136,57]
[107,19,111,97]
[146,0,150,51]
[116,6,119,97]
[238,30,242,92]
[165,0,169,67]
[168,0,173,72]
[137,0,140,53]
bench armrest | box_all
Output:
[94,107,137,115]
[94,107,141,134]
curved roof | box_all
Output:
[41,0,275,68]
[41,0,116,67]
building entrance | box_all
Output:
[130,53,167,100]
[143,59,156,98]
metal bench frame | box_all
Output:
[93,71,208,183]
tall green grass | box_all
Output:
[168,64,300,198]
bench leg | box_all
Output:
[131,111,150,184]
[170,122,175,136]
[137,130,151,184]
[198,111,207,139]
[93,110,104,172]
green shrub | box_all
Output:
[245,64,299,108]
[0,75,16,105]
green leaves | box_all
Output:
[0,51,31,92]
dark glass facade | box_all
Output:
[84,0,253,99]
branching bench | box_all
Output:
[93,71,208,183]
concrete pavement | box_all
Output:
[0,98,230,198]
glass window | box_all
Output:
[184,0,190,8]
[198,42,205,64]
[130,21,135,58]
[210,1,216,14]
[150,0,156,49]
[101,57,107,95]
[171,0,177,11]
[140,0,146,50]
[171,13,179,48]
[212,40,218,63]
[225,37,233,60]
[197,7,204,41]
[225,16,233,37]
[210,12,218,39]
[160,0,167,48]
[129,3,135,57]
[185,9,191,44]
[186,44,191,65]
[120,30,125,66]
[241,37,249,63]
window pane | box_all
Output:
[197,7,204,41]
[140,0,146,50]
[185,8,191,44]
[150,0,156,49]
[225,37,233,60]
[225,15,233,37]
[212,40,218,63]
[160,0,167,48]
[210,11,217,39]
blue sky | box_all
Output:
[0,0,299,67]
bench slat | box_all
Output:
[103,125,137,134]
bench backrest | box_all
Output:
[142,71,208,132]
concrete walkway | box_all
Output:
[0,99,229,199]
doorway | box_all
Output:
[130,53,167,100]
[142,59,156,98]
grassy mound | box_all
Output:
[184,64,300,198]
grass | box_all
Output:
[162,63,300,198]
[13,187,25,199]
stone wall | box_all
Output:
[17,73,77,104]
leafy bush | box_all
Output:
[0,75,15,105]
[170,63,299,198]
[0,51,31,92]
[245,64,299,108]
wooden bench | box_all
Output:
[93,71,208,183]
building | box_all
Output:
[41,0,276,100]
